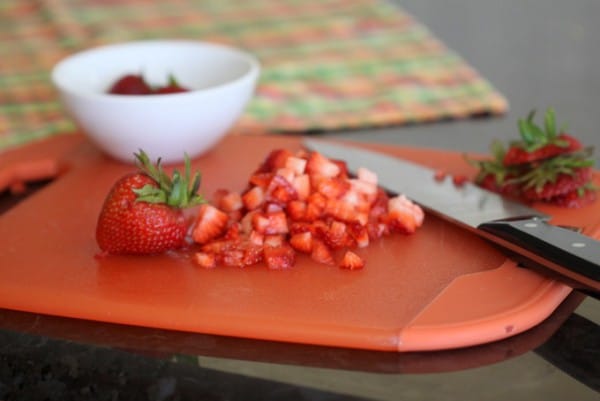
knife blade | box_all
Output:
[304,139,600,293]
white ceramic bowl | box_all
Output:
[51,40,260,164]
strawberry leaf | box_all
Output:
[544,108,557,139]
[133,150,206,208]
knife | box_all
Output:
[304,139,600,294]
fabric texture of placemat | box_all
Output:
[0,0,508,151]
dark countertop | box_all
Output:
[1,0,599,400]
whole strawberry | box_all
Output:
[108,74,153,95]
[96,150,205,255]
[153,74,190,95]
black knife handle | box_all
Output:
[478,217,600,286]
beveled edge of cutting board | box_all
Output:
[397,260,572,351]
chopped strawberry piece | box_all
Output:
[349,179,377,199]
[249,230,265,246]
[322,220,351,249]
[292,174,311,200]
[325,198,367,224]
[386,195,425,233]
[223,222,242,241]
[357,167,378,185]
[285,156,307,175]
[452,174,468,187]
[339,250,365,270]
[218,191,243,212]
[222,248,245,267]
[249,172,273,190]
[369,189,389,218]
[317,177,350,199]
[289,231,313,253]
[242,186,265,210]
[331,159,349,178]
[264,202,284,213]
[264,234,285,247]
[228,209,243,222]
[252,211,289,235]
[266,174,298,205]
[310,239,335,265]
[289,221,315,235]
[263,245,295,270]
[434,169,447,182]
[275,167,296,184]
[193,252,217,269]
[366,222,388,240]
[348,223,370,248]
[241,242,264,266]
[200,239,236,255]
[287,200,307,221]
[256,149,294,173]
[192,204,229,244]
[305,192,327,221]
[306,152,341,178]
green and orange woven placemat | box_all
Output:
[0,0,507,151]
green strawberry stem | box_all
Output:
[133,150,205,208]
[507,149,594,191]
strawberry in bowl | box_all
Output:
[51,40,260,164]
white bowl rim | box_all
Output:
[51,39,261,103]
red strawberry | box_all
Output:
[108,74,153,95]
[550,185,597,208]
[153,74,190,94]
[503,134,582,165]
[242,186,265,210]
[503,109,582,166]
[339,250,365,270]
[251,211,289,235]
[289,231,313,253]
[320,220,351,250]
[255,149,294,174]
[317,177,350,199]
[189,147,427,270]
[263,245,295,270]
[469,108,597,208]
[286,200,307,221]
[306,152,341,178]
[310,239,335,265]
[194,252,217,269]
[192,204,229,244]
[385,195,425,234]
[96,150,205,254]
[266,174,298,204]
[520,166,593,201]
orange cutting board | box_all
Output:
[0,134,597,352]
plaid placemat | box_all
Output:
[0,0,508,151]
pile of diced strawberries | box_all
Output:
[191,148,424,270]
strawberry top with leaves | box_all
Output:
[153,74,190,94]
[96,150,205,255]
[503,108,582,166]
[468,108,597,208]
